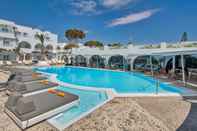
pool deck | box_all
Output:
[0,90,196,131]
[1,66,197,130]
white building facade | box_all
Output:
[0,19,58,60]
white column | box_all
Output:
[172,56,176,73]
[86,55,90,67]
[129,56,138,71]
[105,56,110,68]
[23,54,26,62]
[96,56,98,68]
[150,56,153,76]
[181,54,186,84]
[123,56,125,71]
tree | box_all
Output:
[65,29,85,44]
[64,43,79,54]
[84,40,103,48]
[35,33,47,60]
[180,32,188,42]
[108,43,122,48]
[13,26,20,61]
[64,43,79,50]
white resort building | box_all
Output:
[0,19,58,61]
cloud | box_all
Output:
[102,0,135,8]
[108,9,160,27]
[48,0,68,16]
[70,0,100,15]
[69,0,138,15]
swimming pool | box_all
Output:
[35,66,190,129]
[48,86,108,130]
[36,66,187,94]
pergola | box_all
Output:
[142,48,197,84]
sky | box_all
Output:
[0,0,197,45]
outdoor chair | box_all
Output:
[188,68,197,80]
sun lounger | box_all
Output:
[0,82,7,91]
[7,81,59,95]
[9,68,34,74]
[14,71,41,76]
[5,90,79,129]
[10,75,47,83]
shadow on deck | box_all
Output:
[177,99,197,131]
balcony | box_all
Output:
[0,31,15,39]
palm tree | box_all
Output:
[13,26,20,61]
[35,33,47,60]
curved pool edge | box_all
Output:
[37,70,197,97]
[47,92,112,131]
[36,71,114,130]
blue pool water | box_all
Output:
[36,66,187,94]
[49,86,108,128]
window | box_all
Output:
[23,32,28,37]
[1,27,9,33]
[0,25,13,33]
[3,55,9,60]
[46,37,50,41]
[3,39,10,47]
[16,31,21,36]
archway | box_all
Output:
[75,55,87,66]
[46,44,53,51]
[61,55,68,64]
[18,41,32,61]
[89,55,105,68]
[133,55,161,72]
[108,55,128,70]
[18,41,31,49]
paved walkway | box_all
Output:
[177,96,197,131]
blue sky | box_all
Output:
[0,0,197,44]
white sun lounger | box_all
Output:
[5,90,79,129]
[7,81,59,95]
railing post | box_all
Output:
[156,79,159,95]
[150,55,154,76]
